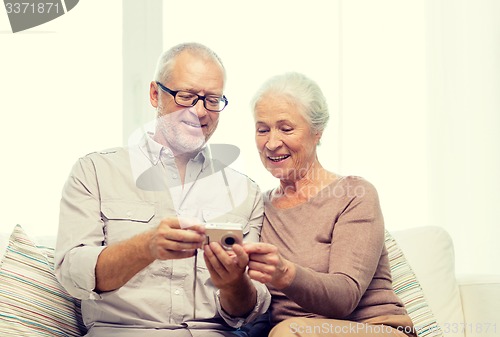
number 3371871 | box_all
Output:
[442,323,497,334]
[5,2,61,14]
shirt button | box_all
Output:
[172,174,178,179]
[174,289,180,295]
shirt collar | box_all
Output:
[139,132,210,170]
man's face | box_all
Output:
[150,51,225,156]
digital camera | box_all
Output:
[204,223,243,251]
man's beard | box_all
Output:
[156,108,206,156]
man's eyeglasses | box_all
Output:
[156,81,228,112]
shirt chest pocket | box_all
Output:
[101,200,156,245]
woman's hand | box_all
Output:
[244,242,296,290]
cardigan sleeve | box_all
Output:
[280,177,386,318]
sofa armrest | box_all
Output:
[457,274,500,337]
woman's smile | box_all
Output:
[268,154,291,162]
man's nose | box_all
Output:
[189,99,207,118]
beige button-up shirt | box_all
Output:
[55,134,270,336]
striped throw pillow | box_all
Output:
[0,225,86,336]
[385,230,444,337]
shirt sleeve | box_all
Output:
[244,179,264,243]
[215,280,271,328]
[54,156,106,300]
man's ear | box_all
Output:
[150,81,159,108]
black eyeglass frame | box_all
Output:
[155,81,228,112]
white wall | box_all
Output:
[339,1,429,232]
[339,0,500,274]
[426,0,500,275]
[122,0,162,145]
[0,1,123,236]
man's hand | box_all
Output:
[203,243,248,289]
[148,218,205,260]
[95,217,205,293]
[244,242,296,290]
[203,242,257,317]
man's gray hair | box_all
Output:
[251,72,330,134]
[154,42,226,83]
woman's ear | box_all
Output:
[315,131,323,145]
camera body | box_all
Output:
[204,223,243,251]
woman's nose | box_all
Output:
[265,131,282,151]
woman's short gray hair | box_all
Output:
[251,72,330,134]
[154,42,226,83]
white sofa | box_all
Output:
[390,226,500,337]
[0,225,499,337]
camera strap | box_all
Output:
[193,250,198,319]
[221,167,236,209]
[192,162,236,320]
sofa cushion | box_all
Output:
[391,226,465,337]
[385,230,444,337]
[0,224,86,336]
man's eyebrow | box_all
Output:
[181,87,223,96]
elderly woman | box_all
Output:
[244,72,416,337]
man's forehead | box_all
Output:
[169,64,225,93]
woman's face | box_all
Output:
[254,94,321,182]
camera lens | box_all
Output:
[223,236,236,246]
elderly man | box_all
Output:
[55,42,270,337]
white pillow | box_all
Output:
[385,230,444,337]
[392,226,465,337]
[0,224,86,336]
